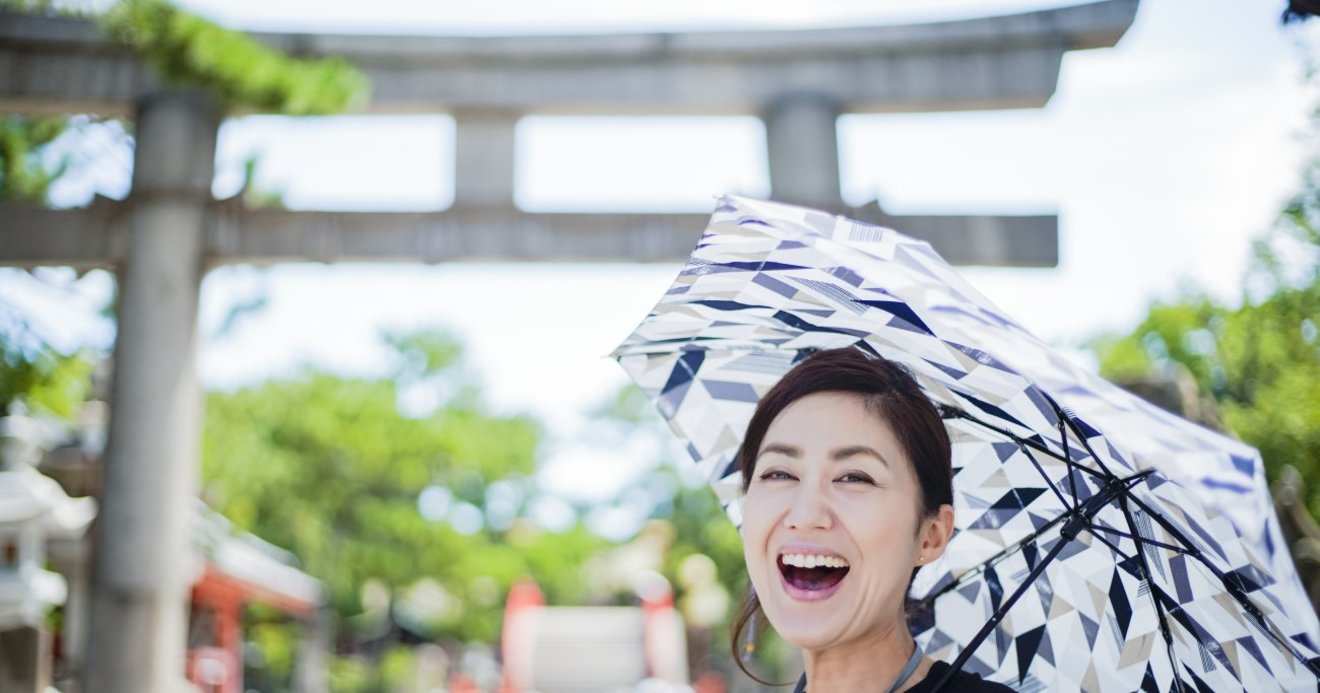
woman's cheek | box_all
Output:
[740,487,775,536]
[741,531,772,600]
[739,499,770,566]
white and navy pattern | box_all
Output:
[611,196,1320,691]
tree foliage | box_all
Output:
[0,0,367,116]
[0,310,94,421]
[0,115,70,203]
[200,333,614,688]
[0,0,371,206]
[592,383,745,592]
[100,0,370,116]
[1091,164,1320,517]
[589,382,762,678]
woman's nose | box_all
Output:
[782,484,833,531]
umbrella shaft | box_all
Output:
[930,475,1141,692]
[929,522,1074,692]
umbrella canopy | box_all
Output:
[611,196,1320,691]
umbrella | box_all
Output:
[610,195,1320,691]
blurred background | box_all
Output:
[1,0,1319,691]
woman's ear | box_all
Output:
[916,504,955,566]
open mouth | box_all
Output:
[778,553,850,593]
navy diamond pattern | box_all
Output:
[613,196,1320,690]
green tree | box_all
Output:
[0,307,94,423]
[100,0,368,115]
[0,115,71,203]
[0,0,370,206]
[0,0,369,116]
[592,383,745,591]
[1091,164,1320,517]
[589,382,762,679]
[201,332,611,690]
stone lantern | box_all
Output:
[0,467,97,691]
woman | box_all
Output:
[732,348,1013,692]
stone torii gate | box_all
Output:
[0,1,1137,690]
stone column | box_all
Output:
[0,627,50,692]
[763,93,843,210]
[452,108,520,208]
[293,610,333,693]
[48,537,90,693]
[84,90,218,693]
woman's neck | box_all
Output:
[801,621,929,692]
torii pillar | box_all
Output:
[765,92,844,209]
[453,107,520,208]
[84,90,218,693]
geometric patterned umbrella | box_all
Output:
[610,196,1320,691]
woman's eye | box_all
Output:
[758,470,795,482]
[838,472,875,485]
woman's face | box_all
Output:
[741,391,943,651]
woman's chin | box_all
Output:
[768,614,848,652]
[763,590,854,650]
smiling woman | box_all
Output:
[733,348,1013,692]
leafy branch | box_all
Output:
[100,0,370,115]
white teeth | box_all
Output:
[781,553,850,569]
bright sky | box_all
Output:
[167,0,1114,34]
[7,0,1319,535]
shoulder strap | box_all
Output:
[885,645,924,693]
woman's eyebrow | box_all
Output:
[830,445,891,467]
[757,443,800,458]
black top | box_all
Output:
[793,661,1016,692]
[906,662,1015,692]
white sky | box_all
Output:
[169,0,1108,35]
[8,0,1320,529]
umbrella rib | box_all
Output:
[1080,475,1178,565]
[929,520,1080,693]
[919,443,1152,608]
[1115,494,1187,693]
[915,506,1073,605]
[916,410,1129,604]
[1056,411,1084,505]
[1080,523,1137,562]
[1038,388,1122,480]
[1086,523,1194,555]
[1125,493,1320,678]
[1060,409,1119,479]
[942,407,1108,483]
[1018,441,1073,512]
[1137,578,1205,690]
[1088,472,1191,558]
[930,476,1132,693]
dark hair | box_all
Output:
[729,347,953,679]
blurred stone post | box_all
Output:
[48,536,91,693]
[0,627,49,692]
[764,93,843,210]
[84,90,218,693]
[453,108,520,208]
[294,609,333,693]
